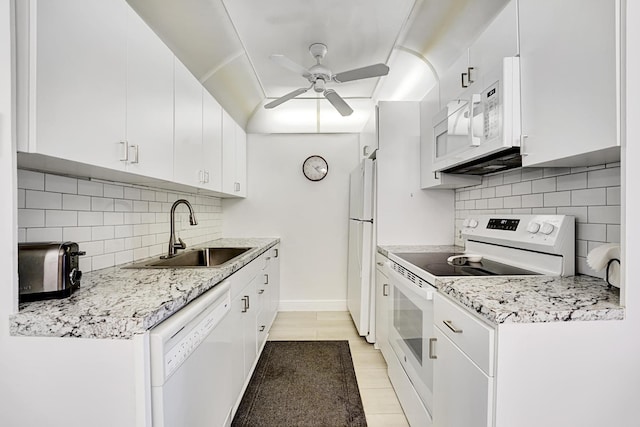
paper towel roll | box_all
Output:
[587,243,621,287]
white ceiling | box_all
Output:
[126,0,508,133]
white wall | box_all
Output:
[223,133,360,310]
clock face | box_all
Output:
[302,155,329,181]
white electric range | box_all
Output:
[383,214,575,426]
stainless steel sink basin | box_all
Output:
[124,247,253,269]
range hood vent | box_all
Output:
[441,147,522,176]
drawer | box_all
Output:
[434,292,495,376]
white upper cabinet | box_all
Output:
[17,0,128,171]
[202,91,223,192]
[222,110,247,197]
[468,0,518,91]
[519,0,620,167]
[439,53,474,108]
[173,58,204,187]
[124,8,174,180]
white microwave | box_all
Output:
[432,57,521,175]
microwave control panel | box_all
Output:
[483,81,500,141]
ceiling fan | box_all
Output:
[264,43,390,116]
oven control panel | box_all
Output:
[462,214,574,252]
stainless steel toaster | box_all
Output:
[18,242,85,302]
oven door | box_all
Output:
[387,263,435,414]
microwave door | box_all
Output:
[470,93,483,147]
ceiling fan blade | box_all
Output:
[324,89,353,116]
[270,54,312,78]
[264,87,309,109]
[333,63,390,83]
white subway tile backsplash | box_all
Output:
[18,209,45,228]
[503,169,522,184]
[92,225,115,241]
[495,184,512,197]
[487,198,504,209]
[532,177,556,193]
[18,170,223,273]
[103,184,124,199]
[571,188,606,206]
[45,174,77,194]
[521,194,543,208]
[503,196,522,208]
[91,197,115,212]
[557,172,587,191]
[607,187,621,205]
[532,207,557,214]
[475,199,488,210]
[607,225,621,243]
[485,174,503,187]
[78,212,104,226]
[63,194,91,211]
[26,227,63,241]
[18,189,26,208]
[77,180,103,197]
[512,181,531,196]
[45,210,77,227]
[588,167,621,188]
[63,226,92,242]
[124,187,141,200]
[543,167,571,177]
[464,200,475,209]
[588,206,621,224]
[543,191,571,207]
[26,190,62,209]
[576,240,588,257]
[18,170,45,190]
[521,168,544,181]
[577,223,607,242]
[469,189,482,199]
[557,206,588,223]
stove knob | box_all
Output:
[463,218,470,227]
[468,219,478,228]
[540,222,555,235]
[526,221,540,234]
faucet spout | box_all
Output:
[164,199,198,258]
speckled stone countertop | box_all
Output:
[379,245,624,325]
[10,238,279,339]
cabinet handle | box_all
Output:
[383,283,389,297]
[521,135,529,157]
[434,171,440,180]
[443,320,463,334]
[241,296,248,313]
[204,170,210,183]
[259,325,266,332]
[234,182,240,192]
[376,261,384,266]
[274,248,279,258]
[246,295,250,310]
[120,141,129,162]
[467,67,475,84]
[264,274,269,285]
[129,144,139,164]
[258,289,265,294]
[199,170,205,183]
[429,337,437,359]
[461,72,469,88]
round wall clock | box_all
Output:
[302,155,329,181]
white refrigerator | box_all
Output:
[347,158,375,343]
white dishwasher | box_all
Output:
[150,280,232,427]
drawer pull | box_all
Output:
[383,283,389,297]
[428,338,437,359]
[259,325,266,332]
[258,289,265,294]
[264,274,269,285]
[443,320,463,334]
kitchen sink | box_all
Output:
[124,247,253,269]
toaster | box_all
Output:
[18,242,85,302]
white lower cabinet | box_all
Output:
[432,292,495,427]
[374,253,392,360]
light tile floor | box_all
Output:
[268,311,410,427]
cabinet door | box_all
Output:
[30,0,127,170]
[519,0,619,167]
[202,90,223,191]
[439,53,474,107]
[374,263,391,360]
[433,327,493,427]
[221,110,237,194]
[229,292,246,403]
[241,277,258,377]
[173,58,204,186]
[124,7,174,180]
[468,0,518,91]
[235,124,248,197]
[268,246,281,321]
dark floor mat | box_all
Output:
[232,340,367,427]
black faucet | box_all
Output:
[164,199,198,258]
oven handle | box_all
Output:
[386,261,435,301]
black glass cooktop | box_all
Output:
[395,252,538,277]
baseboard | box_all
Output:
[278,299,347,311]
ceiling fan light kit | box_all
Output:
[265,43,389,116]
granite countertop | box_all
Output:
[379,245,624,325]
[10,238,279,339]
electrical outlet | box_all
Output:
[456,228,462,240]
